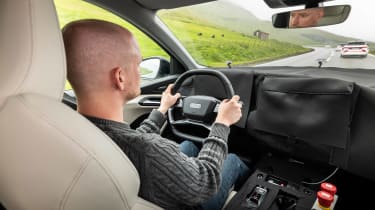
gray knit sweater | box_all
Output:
[85,109,230,210]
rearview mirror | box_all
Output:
[264,0,333,8]
[272,5,351,29]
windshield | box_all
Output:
[157,0,375,69]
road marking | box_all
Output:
[368,54,375,58]
[326,50,335,62]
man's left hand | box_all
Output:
[158,84,181,115]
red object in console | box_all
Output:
[317,191,334,208]
[320,182,337,196]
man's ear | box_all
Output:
[318,9,324,18]
[112,67,126,91]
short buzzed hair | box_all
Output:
[62,19,139,97]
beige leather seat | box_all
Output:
[0,0,161,209]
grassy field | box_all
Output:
[55,0,169,59]
[159,11,310,67]
[55,0,310,89]
[55,0,169,89]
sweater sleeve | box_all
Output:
[146,122,230,206]
[135,109,166,134]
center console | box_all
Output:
[224,169,321,210]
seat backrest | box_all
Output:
[0,0,161,209]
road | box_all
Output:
[256,47,375,69]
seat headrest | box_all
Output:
[0,0,66,105]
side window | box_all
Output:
[54,0,170,90]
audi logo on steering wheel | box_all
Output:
[189,103,202,109]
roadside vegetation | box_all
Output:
[367,43,375,55]
[368,48,375,55]
[159,11,310,67]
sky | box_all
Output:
[229,0,375,42]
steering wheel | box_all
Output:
[168,69,234,142]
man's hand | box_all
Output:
[215,95,242,127]
[158,84,181,115]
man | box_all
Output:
[289,7,324,28]
[63,19,250,210]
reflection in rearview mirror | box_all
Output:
[272,5,351,29]
[290,7,324,28]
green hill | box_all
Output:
[159,11,310,66]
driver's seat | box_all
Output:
[0,0,161,209]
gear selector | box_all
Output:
[245,185,268,208]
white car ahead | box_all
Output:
[341,41,369,57]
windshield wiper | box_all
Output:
[226,60,232,69]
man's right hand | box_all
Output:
[215,95,242,127]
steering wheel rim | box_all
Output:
[168,69,234,143]
[172,69,234,96]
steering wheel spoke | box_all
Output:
[170,119,212,131]
[213,103,220,113]
[175,98,184,108]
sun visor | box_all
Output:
[264,0,333,8]
[135,0,216,10]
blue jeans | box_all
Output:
[180,140,251,210]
